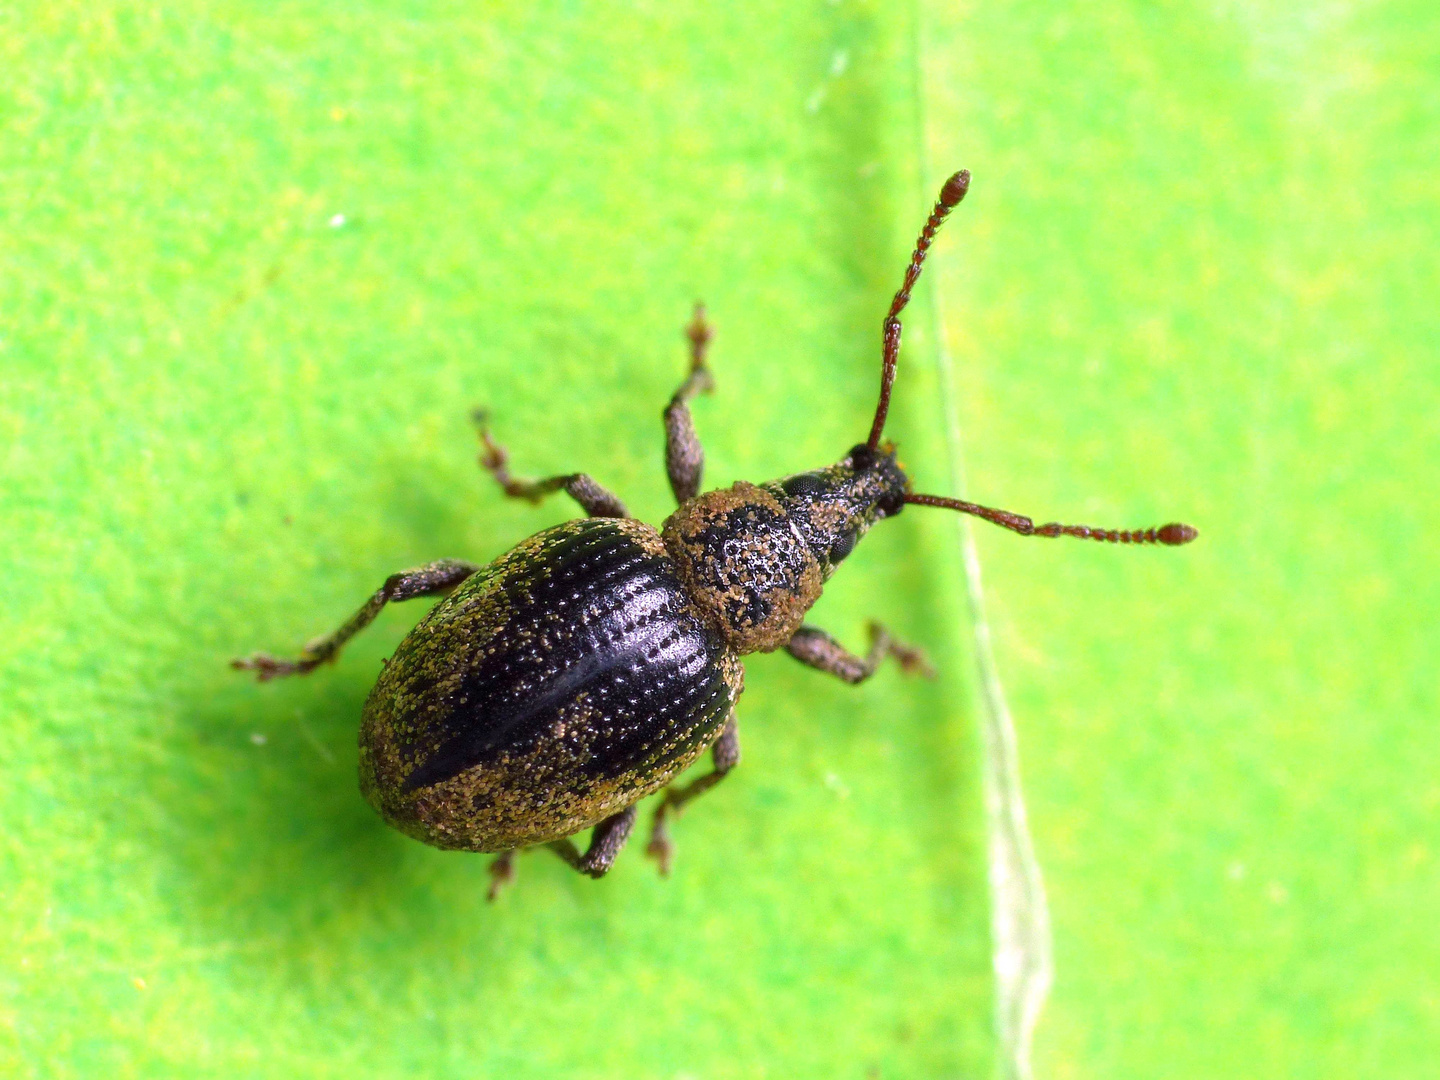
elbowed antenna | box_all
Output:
[905,493,1198,546]
[866,169,971,451]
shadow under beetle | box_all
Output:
[235,170,1197,898]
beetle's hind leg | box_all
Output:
[486,808,636,899]
[784,621,936,683]
[473,411,628,518]
[547,805,638,879]
[232,559,479,681]
[646,711,739,877]
[663,303,716,505]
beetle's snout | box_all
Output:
[842,442,909,519]
[767,446,910,578]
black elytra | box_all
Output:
[234,170,1198,896]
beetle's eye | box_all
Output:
[829,530,858,564]
[845,443,878,472]
[876,488,906,518]
[781,474,827,499]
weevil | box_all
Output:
[234,170,1197,898]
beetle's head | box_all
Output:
[766,441,910,578]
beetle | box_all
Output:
[234,169,1196,898]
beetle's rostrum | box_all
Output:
[234,169,1197,897]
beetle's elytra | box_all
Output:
[235,170,1197,897]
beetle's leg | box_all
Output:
[784,621,936,683]
[663,303,716,505]
[547,805,638,879]
[646,711,739,877]
[485,850,516,901]
[231,559,479,681]
[473,411,628,518]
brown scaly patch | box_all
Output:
[611,516,671,559]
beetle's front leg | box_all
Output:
[663,303,716,505]
[784,622,936,683]
[645,712,739,877]
[232,559,480,681]
[473,411,628,518]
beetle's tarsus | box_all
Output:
[473,413,518,487]
[486,851,516,901]
[230,652,319,681]
[867,621,936,680]
[645,825,675,878]
[685,302,715,383]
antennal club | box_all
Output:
[866,169,971,450]
[905,493,1198,546]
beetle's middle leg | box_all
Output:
[784,622,936,683]
[645,711,739,877]
[663,303,716,505]
[474,412,628,518]
[232,559,480,681]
